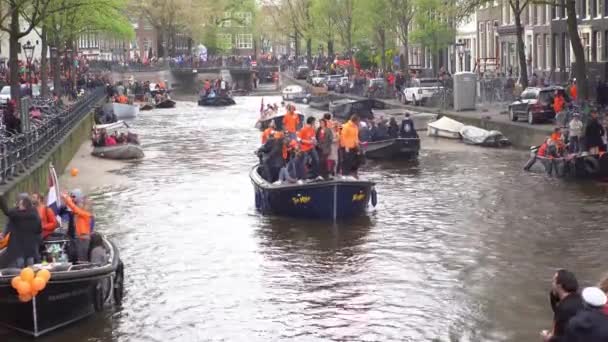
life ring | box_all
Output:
[371,188,378,207]
[584,156,601,174]
[113,261,125,306]
[94,282,105,312]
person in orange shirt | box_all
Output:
[553,91,565,115]
[32,193,58,240]
[261,121,276,144]
[298,116,320,179]
[569,80,577,100]
[340,114,361,177]
[61,192,92,262]
[282,105,300,138]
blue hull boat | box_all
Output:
[250,165,376,220]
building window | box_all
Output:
[565,35,570,71]
[479,22,486,57]
[487,22,492,57]
[535,34,542,69]
[560,0,567,18]
[236,33,253,49]
[605,0,608,16]
[221,12,231,27]
[582,32,591,61]
[538,4,544,24]
[552,3,557,19]
[553,34,559,69]
[545,35,550,69]
[234,12,252,27]
[593,31,598,61]
[598,31,603,61]
[598,0,604,17]
[217,33,232,50]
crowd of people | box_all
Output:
[0,189,105,268]
[539,269,608,341]
[257,105,418,184]
[200,78,230,98]
[91,127,139,147]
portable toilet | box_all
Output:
[453,72,477,111]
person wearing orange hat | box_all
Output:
[261,121,276,144]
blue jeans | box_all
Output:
[14,257,34,268]
[569,136,580,153]
[304,149,319,178]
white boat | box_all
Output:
[103,102,139,119]
[459,125,510,147]
[427,116,464,139]
[92,121,143,160]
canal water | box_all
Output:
[3,96,608,342]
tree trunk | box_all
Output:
[402,28,409,73]
[327,40,334,57]
[380,28,386,71]
[306,37,312,68]
[294,31,300,59]
[9,9,21,104]
[40,27,49,98]
[53,38,62,97]
[514,5,528,88]
[566,0,587,99]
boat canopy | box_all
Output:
[427,116,464,133]
[95,120,130,131]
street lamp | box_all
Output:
[455,40,466,72]
[22,40,37,96]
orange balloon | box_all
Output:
[18,294,32,302]
[70,168,79,177]
[37,269,51,282]
[11,276,22,289]
[20,268,35,283]
[16,281,31,296]
[30,287,39,297]
[32,277,46,292]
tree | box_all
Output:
[358,0,393,70]
[387,0,415,72]
[334,0,358,67]
[565,0,587,99]
[310,0,337,56]
[409,0,455,74]
[44,0,133,95]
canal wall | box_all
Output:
[0,99,102,205]
[281,73,552,149]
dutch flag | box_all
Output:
[47,163,62,226]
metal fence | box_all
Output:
[0,87,105,185]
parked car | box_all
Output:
[311,72,328,86]
[295,65,310,80]
[307,70,325,84]
[336,77,350,93]
[508,86,569,124]
[325,75,342,91]
[0,86,10,103]
[402,78,442,105]
[282,85,311,104]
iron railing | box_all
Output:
[0,87,105,185]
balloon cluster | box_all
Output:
[11,268,51,302]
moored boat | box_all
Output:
[92,121,144,160]
[530,153,608,179]
[0,233,124,337]
[329,99,380,121]
[102,102,139,119]
[198,96,236,107]
[140,104,154,111]
[362,137,420,159]
[156,99,176,109]
[459,125,510,147]
[427,116,464,139]
[250,165,376,220]
[91,144,144,160]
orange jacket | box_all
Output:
[262,128,273,144]
[64,197,92,239]
[283,112,300,133]
[298,125,316,152]
[553,95,565,113]
[340,120,359,149]
[38,205,58,239]
[570,85,577,100]
[117,95,128,104]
